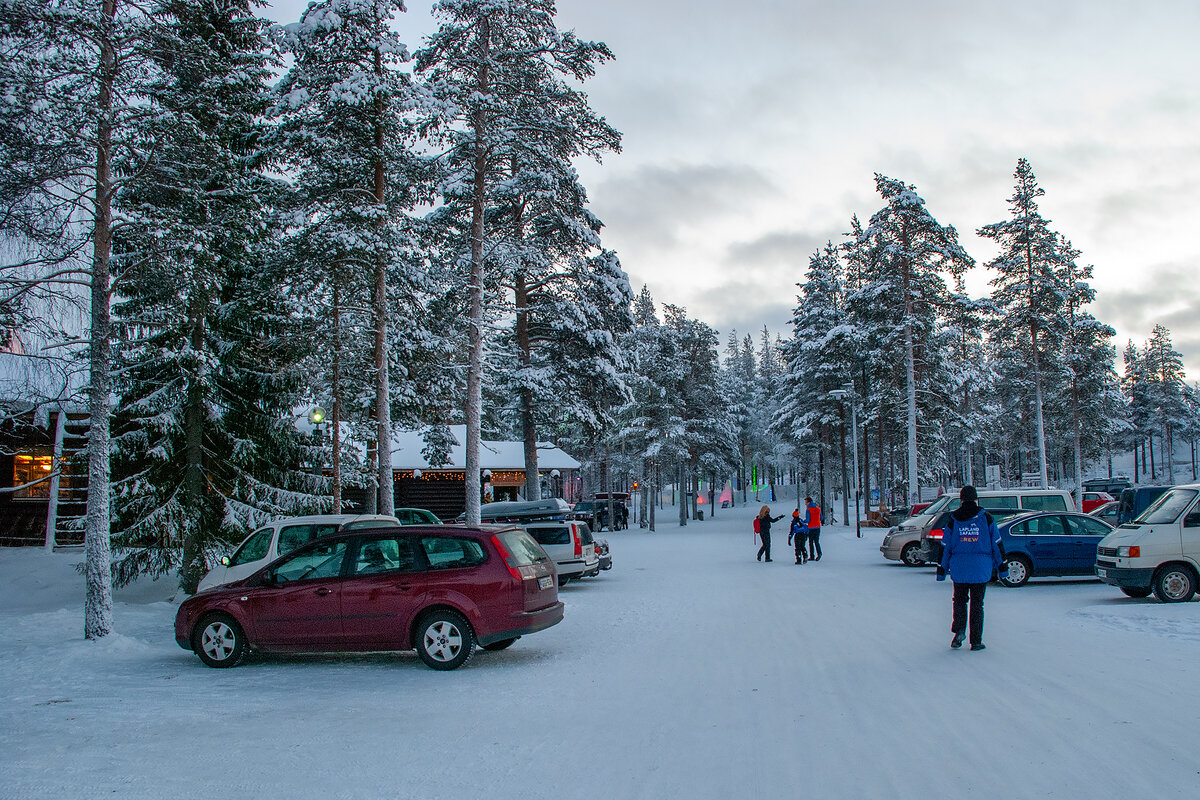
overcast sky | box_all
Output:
[266,0,1200,375]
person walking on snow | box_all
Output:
[788,509,808,564]
[937,485,1006,650]
[804,497,822,561]
[756,505,783,562]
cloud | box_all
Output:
[691,280,796,342]
[591,162,783,252]
[722,230,828,271]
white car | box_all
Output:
[522,520,599,586]
[196,514,399,592]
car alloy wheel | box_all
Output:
[1000,556,1030,587]
[417,610,475,670]
[194,614,246,668]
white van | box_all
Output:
[1095,483,1200,602]
[196,514,399,592]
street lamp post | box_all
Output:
[829,387,862,537]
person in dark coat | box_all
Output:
[787,510,808,564]
[756,505,784,562]
[937,485,1006,650]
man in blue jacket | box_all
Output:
[937,485,1005,650]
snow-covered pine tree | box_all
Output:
[661,304,737,524]
[774,243,853,510]
[609,285,679,530]
[275,0,426,517]
[940,272,993,487]
[1,0,159,637]
[861,176,970,504]
[978,158,1067,489]
[1057,236,1119,506]
[719,330,755,502]
[1143,324,1188,482]
[110,0,318,593]
[416,0,618,523]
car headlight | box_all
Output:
[1118,546,1140,558]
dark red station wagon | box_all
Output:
[174,525,564,670]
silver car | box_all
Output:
[880,495,957,566]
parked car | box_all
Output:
[570,500,612,531]
[1080,491,1113,513]
[995,511,1114,587]
[880,494,962,567]
[917,488,1074,564]
[197,514,400,592]
[1095,483,1200,602]
[1116,486,1172,525]
[176,524,564,670]
[395,507,443,525]
[1089,500,1120,527]
[594,537,613,571]
[1083,476,1133,496]
[522,520,599,585]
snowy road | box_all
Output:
[3,509,1199,799]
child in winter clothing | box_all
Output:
[756,506,784,562]
[788,510,808,564]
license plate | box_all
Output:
[538,576,553,589]
[1096,568,1106,578]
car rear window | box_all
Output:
[980,495,1019,510]
[421,537,487,569]
[1022,495,1067,511]
[529,526,571,546]
[494,530,550,566]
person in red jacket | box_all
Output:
[805,497,822,561]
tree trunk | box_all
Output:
[85,0,117,638]
[463,15,491,526]
[677,463,686,526]
[839,406,849,524]
[331,283,342,513]
[372,45,393,517]
[179,313,207,594]
[1030,323,1049,489]
[1072,378,1083,511]
[515,272,540,500]
[903,319,919,505]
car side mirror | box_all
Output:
[220,555,231,567]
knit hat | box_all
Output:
[792,509,801,517]
[960,485,978,503]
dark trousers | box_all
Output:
[793,535,807,562]
[757,532,771,561]
[807,529,821,560]
[952,582,987,645]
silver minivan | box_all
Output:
[917,488,1074,564]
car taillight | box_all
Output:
[1118,545,1140,558]
[930,529,943,540]
[573,526,582,558]
[490,535,524,581]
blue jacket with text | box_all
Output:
[940,507,1002,584]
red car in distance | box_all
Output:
[175,525,563,671]
[1081,491,1114,513]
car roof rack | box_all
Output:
[458,498,572,524]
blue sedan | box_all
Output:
[996,511,1115,587]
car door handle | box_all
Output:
[314,588,332,596]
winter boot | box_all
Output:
[951,631,965,649]
[970,643,986,651]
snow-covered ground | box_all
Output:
[3,508,1199,799]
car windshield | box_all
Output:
[1135,488,1198,525]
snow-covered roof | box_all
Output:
[389,425,581,471]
